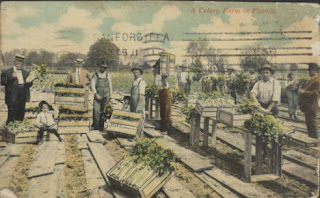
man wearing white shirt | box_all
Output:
[90,60,113,131]
[1,55,36,125]
[250,65,281,117]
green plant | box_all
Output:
[129,138,175,175]
[182,106,197,123]
[244,113,284,143]
[198,91,234,107]
[237,99,255,114]
[6,119,37,133]
[145,83,158,98]
[55,81,84,88]
[170,88,186,103]
[102,101,113,119]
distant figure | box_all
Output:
[286,73,299,119]
[36,101,62,144]
[121,96,131,112]
[247,68,259,93]
[158,75,172,133]
[178,65,191,97]
[226,67,237,104]
[130,67,146,116]
[153,59,162,87]
[90,60,113,131]
[250,65,281,117]
[299,63,320,138]
[1,55,37,125]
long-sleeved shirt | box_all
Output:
[13,66,24,85]
[132,76,146,95]
[250,77,281,104]
[36,111,58,129]
[90,71,113,98]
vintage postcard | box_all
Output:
[0,1,320,198]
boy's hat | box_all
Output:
[38,100,53,110]
[123,96,131,100]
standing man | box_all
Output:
[67,58,91,108]
[153,59,162,87]
[250,65,281,117]
[178,65,191,97]
[226,67,237,104]
[299,63,320,138]
[130,67,146,117]
[1,55,37,125]
[90,60,113,131]
[158,75,172,134]
[286,73,299,119]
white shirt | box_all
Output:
[180,72,188,83]
[13,66,24,85]
[132,76,146,95]
[75,68,80,84]
[90,71,113,98]
[36,111,58,129]
[250,77,281,104]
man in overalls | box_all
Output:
[90,60,113,131]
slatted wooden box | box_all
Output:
[195,100,233,118]
[58,119,90,134]
[217,109,252,127]
[107,159,174,198]
[3,130,50,144]
[54,87,88,109]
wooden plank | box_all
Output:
[282,159,317,186]
[55,141,66,165]
[286,132,318,147]
[0,157,20,189]
[112,110,142,119]
[143,128,163,138]
[193,114,200,146]
[283,150,317,170]
[244,131,252,181]
[0,144,26,157]
[255,135,263,175]
[117,138,135,150]
[55,164,66,198]
[77,134,89,150]
[110,119,139,128]
[157,136,213,172]
[216,129,256,155]
[16,132,40,138]
[0,156,9,168]
[58,127,89,134]
[27,173,57,198]
[0,142,7,148]
[28,141,58,178]
[211,119,218,147]
[88,143,116,182]
[58,120,90,126]
[88,131,106,144]
[55,96,85,103]
[251,174,279,182]
[195,172,239,198]
[55,87,86,94]
[203,117,209,146]
[107,126,136,137]
[15,137,37,144]
[162,176,196,198]
[82,149,107,197]
[205,168,271,198]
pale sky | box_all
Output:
[1,1,319,65]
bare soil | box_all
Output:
[64,134,91,198]
[9,144,37,198]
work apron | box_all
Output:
[93,74,110,130]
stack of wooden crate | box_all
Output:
[195,100,233,118]
[217,108,251,127]
[54,84,90,134]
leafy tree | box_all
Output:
[186,40,209,66]
[205,48,228,72]
[25,49,55,67]
[56,52,86,68]
[3,49,27,66]
[240,45,275,71]
[86,38,119,70]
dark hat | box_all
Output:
[98,60,109,68]
[131,67,143,74]
[258,65,275,75]
[123,96,131,100]
[38,100,53,110]
[308,63,319,71]
[75,58,84,63]
[15,54,25,61]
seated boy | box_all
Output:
[121,96,131,112]
[36,100,62,144]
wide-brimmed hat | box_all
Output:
[38,100,53,110]
[123,96,131,101]
[131,67,143,75]
[75,58,84,63]
[15,54,25,61]
[308,63,319,71]
[98,60,109,68]
[258,65,275,75]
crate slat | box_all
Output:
[112,110,142,119]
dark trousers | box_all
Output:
[37,127,62,142]
[305,112,318,138]
[159,89,172,132]
[6,101,26,125]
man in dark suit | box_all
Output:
[1,55,36,125]
[299,63,320,138]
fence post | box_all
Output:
[211,119,218,147]
[255,135,263,175]
[244,131,252,182]
[203,117,209,146]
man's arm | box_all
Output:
[136,80,146,112]
[108,73,113,99]
[250,82,260,106]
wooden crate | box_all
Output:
[3,130,49,144]
[217,109,251,127]
[195,101,233,118]
[58,120,90,134]
[160,52,175,76]
[107,159,174,198]
[54,87,88,109]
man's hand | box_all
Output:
[95,93,102,101]
[298,88,305,94]
[12,72,17,78]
